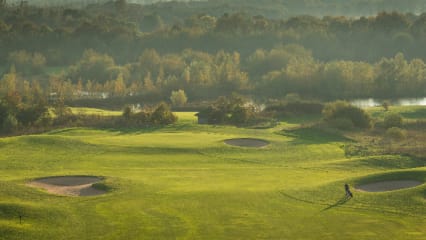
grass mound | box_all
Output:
[0,108,425,239]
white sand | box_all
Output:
[28,176,106,196]
[356,180,423,192]
[224,138,270,148]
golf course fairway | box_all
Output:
[0,111,425,240]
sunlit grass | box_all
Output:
[367,105,426,120]
[0,108,425,239]
[70,107,122,116]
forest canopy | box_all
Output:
[0,1,425,106]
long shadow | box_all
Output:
[401,108,426,119]
[105,122,204,135]
[279,191,420,217]
[321,195,351,212]
[278,191,322,205]
[279,114,322,125]
[278,126,351,145]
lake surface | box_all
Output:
[351,98,426,108]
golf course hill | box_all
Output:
[0,107,424,239]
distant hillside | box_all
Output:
[5,0,193,7]
[5,0,426,17]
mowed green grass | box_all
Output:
[367,105,426,121]
[70,107,122,116]
[0,109,425,240]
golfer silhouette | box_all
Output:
[344,183,353,198]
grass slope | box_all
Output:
[0,109,425,240]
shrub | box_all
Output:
[119,103,177,127]
[122,105,132,120]
[383,112,403,129]
[0,101,8,127]
[323,101,371,129]
[329,117,354,130]
[264,100,323,116]
[230,104,255,125]
[385,127,407,140]
[35,111,53,127]
[150,102,177,125]
[285,101,324,115]
[16,104,47,127]
[203,95,246,125]
[133,110,151,125]
[1,114,18,133]
[199,95,273,126]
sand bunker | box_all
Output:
[356,180,423,192]
[28,176,106,196]
[224,138,270,148]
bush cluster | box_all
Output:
[264,100,324,117]
[385,127,407,140]
[322,101,371,129]
[198,96,261,126]
[0,96,47,134]
[383,112,403,129]
[120,102,177,127]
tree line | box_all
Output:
[3,47,425,104]
[1,3,426,103]
[2,4,426,64]
[0,76,178,134]
[5,0,426,19]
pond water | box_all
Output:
[351,98,426,108]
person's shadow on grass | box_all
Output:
[321,195,352,212]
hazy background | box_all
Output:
[0,0,425,107]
